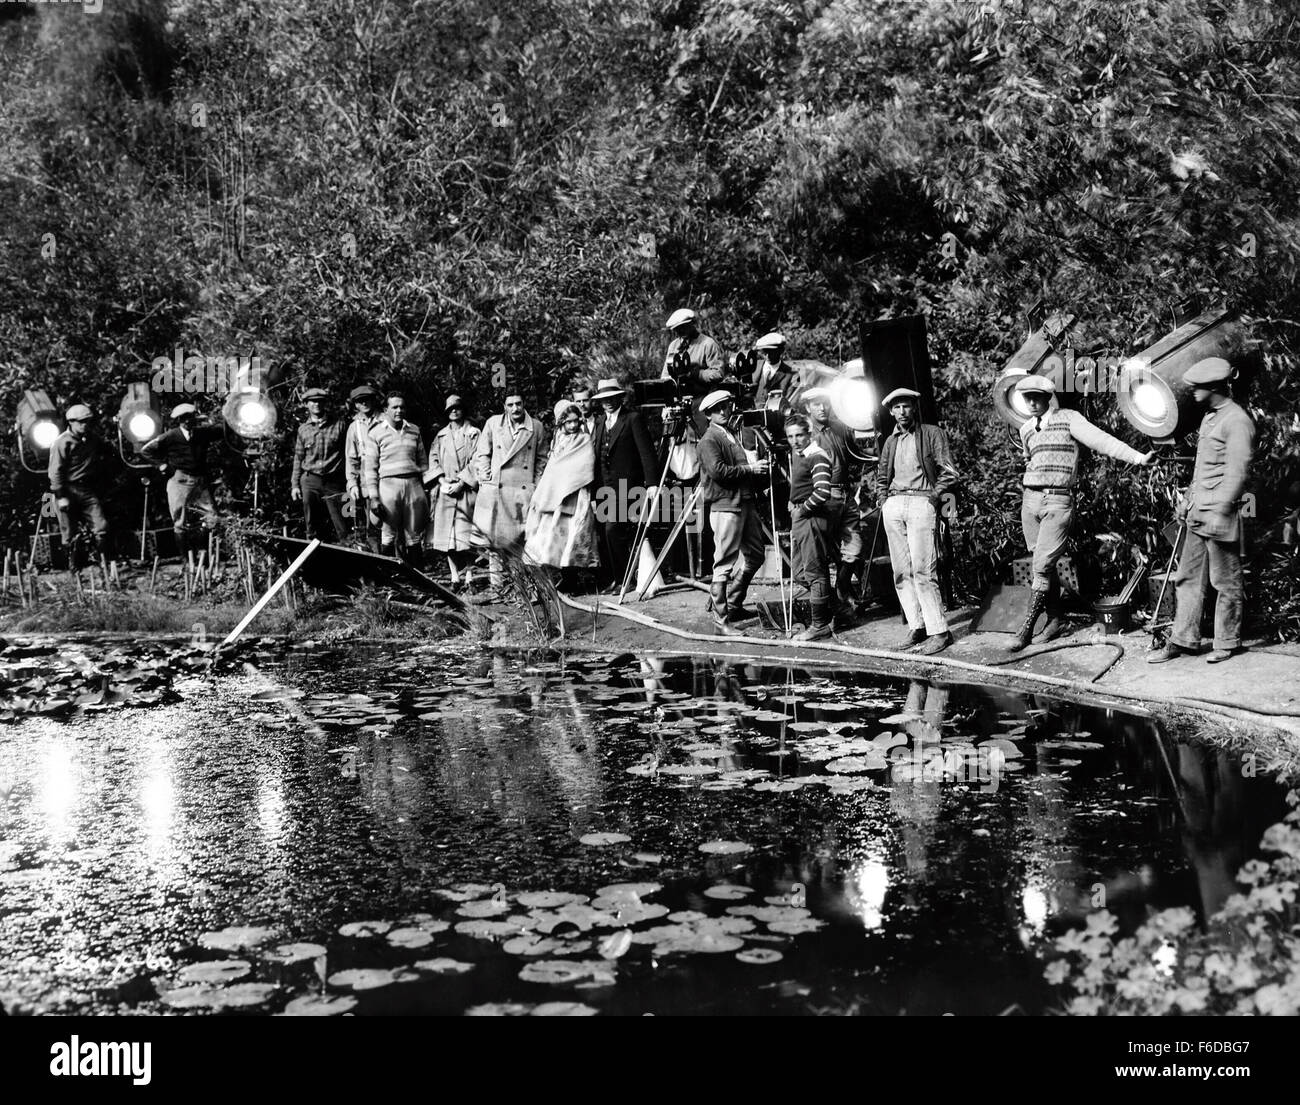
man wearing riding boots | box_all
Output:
[785,414,835,641]
[697,390,769,635]
[49,404,112,564]
[292,387,350,543]
[1012,375,1155,652]
[875,388,958,656]
[802,386,865,607]
[345,384,381,551]
[141,403,223,560]
[362,391,429,566]
[1149,357,1254,666]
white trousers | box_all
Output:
[882,494,947,635]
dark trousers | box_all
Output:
[55,484,109,544]
[301,473,349,542]
[792,509,834,602]
[601,518,637,588]
[1172,529,1243,651]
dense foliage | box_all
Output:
[2,0,1298,631]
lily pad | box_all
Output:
[412,958,475,975]
[736,948,784,965]
[578,832,631,846]
[198,925,276,952]
[263,942,327,964]
[516,891,588,909]
[456,899,512,919]
[160,982,278,1009]
[530,1001,598,1016]
[176,960,251,985]
[328,968,418,991]
[465,1002,535,1016]
[698,840,753,856]
[703,884,753,901]
[279,993,357,1016]
[386,927,436,949]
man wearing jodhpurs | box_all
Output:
[784,414,836,641]
[1149,357,1255,666]
[291,387,350,543]
[141,403,223,560]
[875,388,958,656]
[49,404,112,565]
[1011,374,1154,652]
[363,391,429,566]
[697,390,769,635]
[802,387,865,606]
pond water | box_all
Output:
[0,641,1286,1016]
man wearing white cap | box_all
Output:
[697,390,769,633]
[750,332,798,412]
[48,404,112,563]
[424,394,481,582]
[1011,374,1155,652]
[875,388,958,654]
[141,403,224,559]
[1149,357,1254,665]
[590,377,658,592]
[662,307,727,441]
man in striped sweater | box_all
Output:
[785,414,835,640]
[1011,375,1155,651]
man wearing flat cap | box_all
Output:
[424,394,481,584]
[48,404,112,564]
[698,390,770,634]
[749,332,799,413]
[345,384,381,551]
[1150,357,1255,665]
[590,377,659,593]
[875,388,958,655]
[662,307,728,440]
[1009,374,1154,652]
[292,387,349,543]
[141,403,224,559]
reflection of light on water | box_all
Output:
[38,739,77,846]
[1022,884,1049,935]
[258,780,286,843]
[141,768,173,858]
[847,855,889,930]
[1153,942,1177,976]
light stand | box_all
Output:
[617,407,690,604]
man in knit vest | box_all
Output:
[1011,374,1154,652]
[875,389,959,655]
[1148,357,1254,665]
[785,414,835,640]
[363,390,429,566]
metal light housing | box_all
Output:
[15,388,62,472]
[221,364,278,454]
[117,381,163,468]
[1116,306,1241,441]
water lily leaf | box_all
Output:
[465,1002,534,1016]
[767,918,827,935]
[654,931,744,955]
[338,920,393,938]
[516,891,588,909]
[264,942,327,964]
[530,1001,598,1016]
[595,882,661,900]
[176,960,251,985]
[386,927,435,948]
[728,905,810,924]
[668,910,708,923]
[825,755,885,774]
[328,967,418,991]
[631,853,662,865]
[751,779,810,793]
[503,936,561,956]
[455,919,529,939]
[736,948,784,965]
[456,899,512,919]
[279,993,357,1016]
[161,982,278,1008]
[578,832,631,846]
[518,959,597,985]
[703,884,752,900]
[658,764,720,776]
[698,840,753,855]
[412,958,475,975]
[198,925,277,952]
[597,931,633,960]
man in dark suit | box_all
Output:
[591,377,659,593]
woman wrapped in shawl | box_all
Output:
[523,400,599,575]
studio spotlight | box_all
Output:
[992,328,1059,430]
[1116,305,1241,441]
[15,388,62,472]
[221,367,278,455]
[117,381,163,469]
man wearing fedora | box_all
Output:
[292,386,350,543]
[425,394,481,584]
[362,390,429,566]
[48,403,112,564]
[141,403,224,559]
[1011,374,1155,652]
[1149,357,1255,665]
[345,384,381,551]
[466,391,549,598]
[591,377,659,593]
[698,389,769,634]
[875,388,959,655]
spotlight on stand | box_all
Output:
[1116,303,1241,442]
[992,309,1080,430]
[117,381,163,469]
[15,388,62,472]
[221,368,278,456]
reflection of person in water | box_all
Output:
[1175,742,1259,920]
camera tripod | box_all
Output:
[617,405,695,603]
